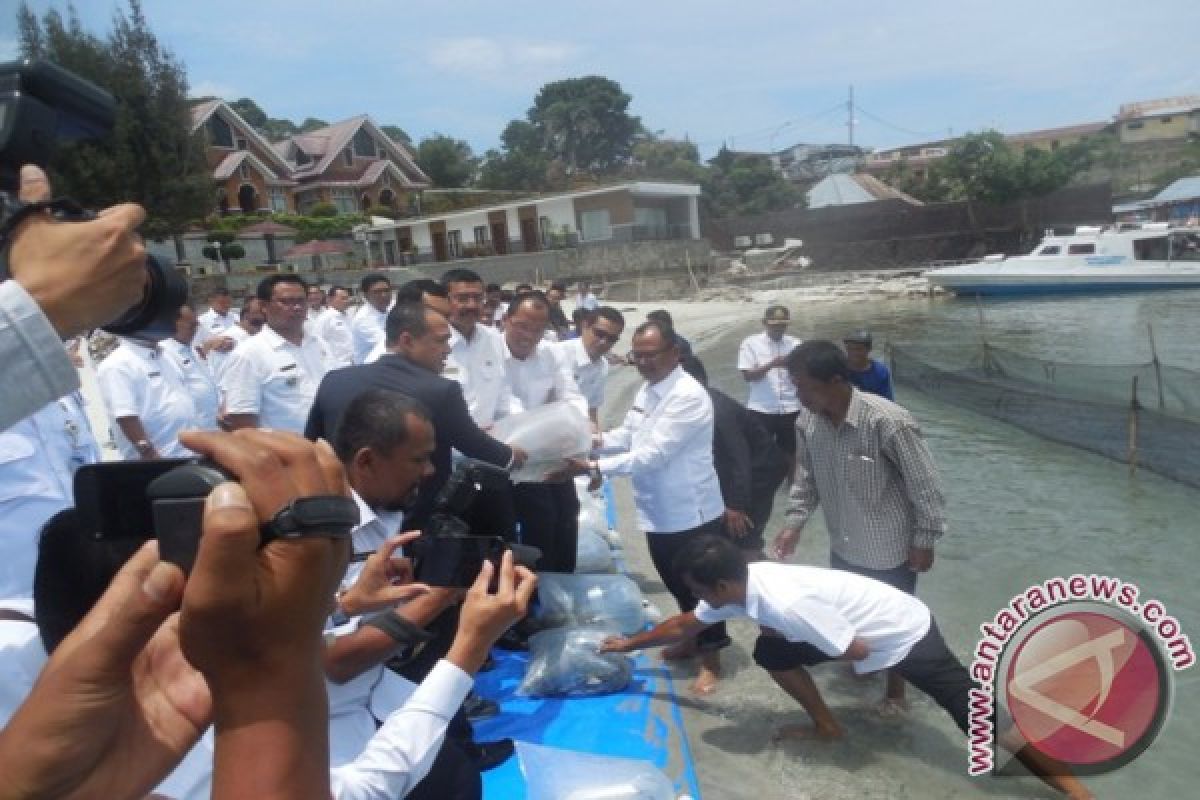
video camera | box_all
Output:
[409,459,540,587]
[0,59,187,339]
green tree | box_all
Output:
[16,0,211,237]
[626,137,708,183]
[477,120,552,190]
[298,117,329,133]
[703,147,800,217]
[528,76,642,175]
[229,97,268,131]
[202,230,244,272]
[415,134,478,187]
[381,125,412,145]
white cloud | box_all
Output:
[189,79,240,100]
[427,37,581,77]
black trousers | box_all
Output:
[406,736,482,800]
[830,551,918,595]
[646,516,731,651]
[748,410,800,457]
[752,619,975,734]
[512,480,579,573]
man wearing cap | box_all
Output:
[844,330,894,401]
[737,305,801,478]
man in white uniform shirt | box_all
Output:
[552,319,727,694]
[97,335,196,460]
[0,392,99,602]
[550,306,625,432]
[601,535,1093,800]
[194,286,240,356]
[352,273,393,364]
[221,275,330,433]
[312,286,356,368]
[573,280,599,311]
[441,269,513,427]
[737,305,801,477]
[159,304,219,431]
[502,293,587,573]
[307,284,327,321]
[206,296,266,383]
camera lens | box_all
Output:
[101,254,188,338]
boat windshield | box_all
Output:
[1037,245,1060,255]
[1067,243,1095,255]
[1133,236,1169,260]
[1172,233,1200,262]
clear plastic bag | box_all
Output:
[535,573,645,635]
[517,626,632,697]
[575,529,615,573]
[517,741,677,800]
[491,400,591,483]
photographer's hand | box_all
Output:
[338,532,430,617]
[7,165,148,338]
[177,429,350,800]
[0,542,210,800]
[446,551,537,674]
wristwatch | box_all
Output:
[134,438,154,454]
[588,459,601,480]
[260,496,360,543]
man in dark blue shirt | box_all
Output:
[843,330,894,401]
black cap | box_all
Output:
[843,329,872,345]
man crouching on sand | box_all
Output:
[599,535,1093,800]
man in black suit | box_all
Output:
[305,302,525,530]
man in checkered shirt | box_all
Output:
[773,339,946,714]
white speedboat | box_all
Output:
[924,223,1200,295]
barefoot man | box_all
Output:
[601,535,1093,799]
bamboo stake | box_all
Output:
[1128,375,1139,477]
[1147,322,1165,410]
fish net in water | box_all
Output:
[891,342,1200,489]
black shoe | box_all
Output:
[463,693,500,722]
[495,627,529,651]
[465,738,514,771]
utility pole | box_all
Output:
[847,85,856,147]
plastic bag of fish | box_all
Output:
[517,626,633,697]
[534,573,645,634]
[517,741,677,800]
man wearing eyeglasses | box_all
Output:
[549,318,727,695]
[550,306,625,433]
[221,275,331,433]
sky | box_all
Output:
[3,0,1199,159]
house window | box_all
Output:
[353,129,377,158]
[239,164,250,179]
[296,150,311,166]
[1067,243,1095,255]
[236,137,248,150]
[473,225,490,245]
[343,148,354,167]
[580,209,612,241]
[1127,121,1144,130]
[1161,116,1173,124]
[207,115,233,148]
[269,188,288,213]
[331,189,357,214]
[447,230,462,259]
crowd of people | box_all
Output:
[0,163,1091,798]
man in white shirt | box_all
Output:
[221,275,330,433]
[601,535,1093,800]
[441,269,514,428]
[312,285,357,368]
[0,393,99,602]
[159,304,219,431]
[352,273,394,364]
[307,284,327,321]
[550,306,625,432]
[194,287,240,353]
[501,293,588,573]
[207,296,266,383]
[551,318,726,694]
[573,280,599,311]
[97,335,197,460]
[737,305,801,477]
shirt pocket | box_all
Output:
[845,450,887,508]
[0,432,54,500]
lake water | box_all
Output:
[683,289,1200,798]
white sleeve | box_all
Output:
[97,357,141,418]
[219,347,264,415]
[736,337,757,371]
[328,659,474,800]
[0,281,79,430]
[551,352,588,418]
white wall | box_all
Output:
[536,197,576,234]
